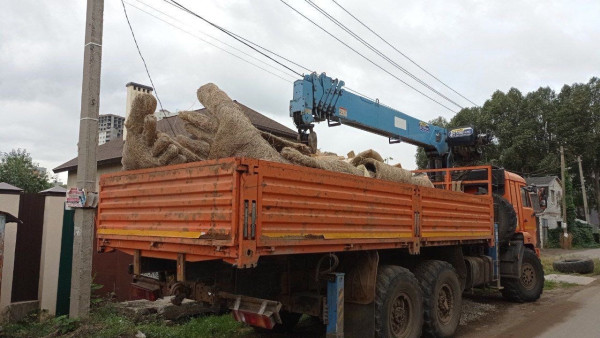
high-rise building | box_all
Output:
[98,114,125,145]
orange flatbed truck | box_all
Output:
[96,157,543,337]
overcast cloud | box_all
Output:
[1,0,599,183]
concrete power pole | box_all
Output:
[560,146,567,234]
[70,0,104,318]
[577,156,590,223]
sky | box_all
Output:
[1,0,599,183]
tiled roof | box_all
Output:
[53,102,297,173]
[0,182,23,192]
[525,176,560,187]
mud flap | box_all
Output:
[499,240,524,279]
[345,302,375,337]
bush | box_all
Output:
[570,220,599,248]
[546,220,600,248]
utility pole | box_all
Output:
[70,0,104,318]
[577,156,590,223]
[560,146,567,234]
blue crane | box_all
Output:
[290,73,490,168]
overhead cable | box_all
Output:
[164,0,305,77]
[305,0,463,109]
[125,1,295,83]
[331,0,479,107]
[120,0,176,135]
[279,0,457,113]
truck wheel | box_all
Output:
[501,249,544,302]
[414,260,462,338]
[375,265,423,338]
[493,194,517,245]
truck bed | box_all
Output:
[97,158,493,267]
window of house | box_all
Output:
[550,190,555,203]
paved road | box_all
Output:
[538,282,600,337]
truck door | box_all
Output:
[520,185,536,236]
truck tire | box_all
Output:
[552,258,595,274]
[375,265,423,338]
[414,260,462,338]
[501,249,544,302]
[493,194,518,245]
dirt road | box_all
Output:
[458,248,600,338]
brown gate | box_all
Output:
[12,193,45,302]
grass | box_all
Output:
[1,302,250,338]
[543,279,578,290]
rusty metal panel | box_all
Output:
[13,193,45,302]
[257,161,415,246]
[419,186,493,240]
[97,159,241,262]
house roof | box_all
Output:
[53,101,297,173]
[40,185,68,196]
[525,176,560,187]
[0,211,22,224]
[0,182,23,193]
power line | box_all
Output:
[331,0,479,107]
[278,0,457,113]
[164,0,305,77]
[305,0,464,110]
[124,0,296,83]
[130,0,298,80]
[120,0,176,135]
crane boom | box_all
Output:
[290,73,489,168]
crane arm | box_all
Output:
[290,73,448,156]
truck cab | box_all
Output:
[503,171,538,251]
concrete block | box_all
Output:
[545,274,597,285]
[0,300,39,323]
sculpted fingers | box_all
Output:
[176,135,209,160]
[143,115,158,146]
[179,110,218,134]
[125,94,157,135]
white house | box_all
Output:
[526,176,563,246]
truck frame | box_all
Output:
[96,156,543,337]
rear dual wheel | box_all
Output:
[414,260,462,337]
[375,265,423,338]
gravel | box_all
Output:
[459,299,498,326]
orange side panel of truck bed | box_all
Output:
[97,158,493,267]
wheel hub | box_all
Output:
[521,263,536,290]
[437,283,454,324]
[390,293,411,336]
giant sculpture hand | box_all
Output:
[121,94,200,170]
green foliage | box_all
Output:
[53,315,81,335]
[543,280,577,290]
[570,220,600,248]
[546,220,600,248]
[546,228,562,248]
[564,172,577,227]
[2,302,247,338]
[415,77,600,215]
[0,149,51,193]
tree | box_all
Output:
[0,149,52,193]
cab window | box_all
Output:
[521,187,531,208]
